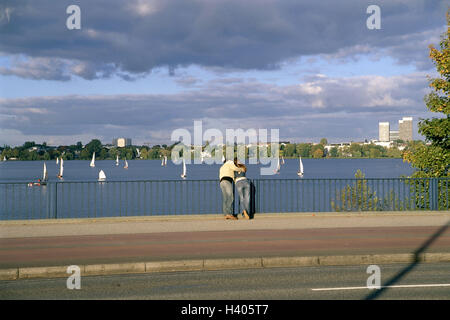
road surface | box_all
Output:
[1,262,449,300]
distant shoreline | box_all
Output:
[1,156,404,161]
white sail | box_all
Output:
[98,170,106,181]
[275,157,280,173]
[90,152,95,167]
[161,156,164,166]
[43,162,48,181]
[116,155,119,166]
[181,158,186,178]
[58,158,64,178]
[56,157,59,165]
[3,156,6,161]
[281,156,285,165]
[136,148,140,158]
[164,156,167,166]
[298,156,304,176]
[124,159,128,169]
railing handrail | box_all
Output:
[1,177,449,185]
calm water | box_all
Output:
[0,158,414,182]
[0,159,417,220]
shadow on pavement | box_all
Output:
[365,219,450,300]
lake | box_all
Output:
[0,158,414,182]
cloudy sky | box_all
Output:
[0,0,447,147]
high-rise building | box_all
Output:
[398,117,413,141]
[379,122,390,142]
[389,130,399,141]
[113,138,132,147]
[378,117,413,142]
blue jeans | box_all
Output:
[220,179,234,215]
[236,179,250,215]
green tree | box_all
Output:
[100,148,108,160]
[331,170,380,211]
[312,147,324,158]
[85,139,102,156]
[65,152,74,160]
[349,143,362,157]
[369,148,381,158]
[140,148,149,160]
[28,151,38,160]
[296,143,311,158]
[361,144,371,157]
[404,13,450,177]
[319,138,328,146]
[329,147,339,158]
[23,141,35,149]
[80,148,90,160]
[386,147,402,158]
[283,143,296,157]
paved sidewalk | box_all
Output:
[2,211,450,238]
[0,212,449,279]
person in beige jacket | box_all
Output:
[219,158,244,220]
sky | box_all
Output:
[0,0,447,147]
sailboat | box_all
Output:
[28,162,49,187]
[180,158,187,179]
[57,158,64,179]
[90,152,95,167]
[42,162,48,183]
[56,157,59,165]
[98,170,106,181]
[124,159,128,169]
[297,156,304,177]
[281,156,285,165]
[274,157,280,174]
[116,155,119,166]
[161,155,168,166]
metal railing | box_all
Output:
[1,178,449,220]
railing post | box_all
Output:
[54,182,58,219]
[232,182,236,216]
[430,178,438,210]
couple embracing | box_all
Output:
[219,158,251,220]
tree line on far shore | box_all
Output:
[280,139,424,159]
[0,138,425,161]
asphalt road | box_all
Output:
[1,262,449,300]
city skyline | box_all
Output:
[379,116,413,143]
[0,117,422,148]
[0,1,446,147]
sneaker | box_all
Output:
[225,214,238,220]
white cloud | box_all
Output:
[0,0,445,80]
[0,72,434,146]
[128,0,160,16]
